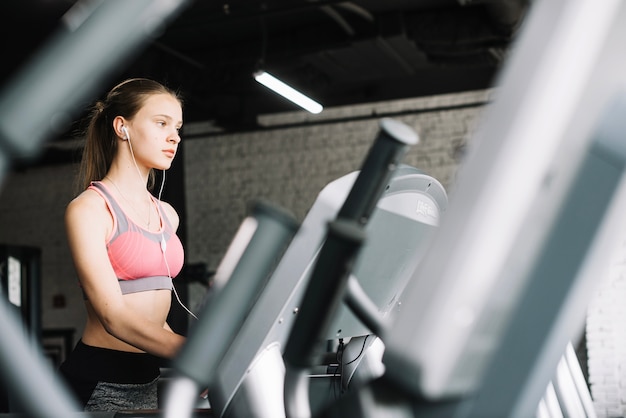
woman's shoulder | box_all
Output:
[66,187,109,222]
[65,188,115,240]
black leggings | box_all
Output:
[59,340,161,411]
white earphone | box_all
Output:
[121,125,129,141]
[118,121,197,320]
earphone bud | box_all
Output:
[121,126,129,141]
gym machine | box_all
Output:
[166,117,448,417]
[318,0,626,416]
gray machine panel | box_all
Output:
[209,164,447,417]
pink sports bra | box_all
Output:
[89,181,185,295]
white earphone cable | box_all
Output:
[124,130,150,189]
[156,169,198,321]
[126,131,198,320]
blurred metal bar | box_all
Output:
[383,0,626,403]
[0,291,81,415]
[283,219,366,418]
[465,96,626,418]
[282,118,418,418]
[0,0,191,167]
[337,118,418,224]
[165,200,298,418]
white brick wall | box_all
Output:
[184,89,491,271]
[587,238,626,417]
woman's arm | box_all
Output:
[65,190,185,358]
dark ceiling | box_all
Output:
[1,0,529,165]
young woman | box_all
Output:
[59,78,187,411]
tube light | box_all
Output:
[254,70,323,114]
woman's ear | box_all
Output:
[113,116,128,140]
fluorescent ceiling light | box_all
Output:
[254,70,323,114]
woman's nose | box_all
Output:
[169,131,181,143]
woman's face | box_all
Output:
[125,93,183,171]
